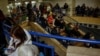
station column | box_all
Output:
[67,0,76,16]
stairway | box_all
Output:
[64,16,85,36]
[79,26,100,40]
[20,21,67,56]
[67,46,100,56]
[64,16,100,56]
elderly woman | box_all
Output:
[5,25,38,56]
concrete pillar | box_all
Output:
[67,0,76,16]
[0,0,8,15]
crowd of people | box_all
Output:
[8,1,69,24]
[75,4,100,17]
[0,1,100,56]
[0,1,69,56]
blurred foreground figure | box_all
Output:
[0,9,8,56]
[5,25,39,56]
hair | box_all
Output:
[10,25,27,48]
[0,9,5,21]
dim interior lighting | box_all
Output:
[31,1,36,3]
[7,6,9,9]
[38,0,42,2]
[25,2,28,5]
[15,0,17,1]
[9,3,13,7]
[15,3,17,5]
[8,10,10,12]
[17,2,21,5]
[15,2,21,6]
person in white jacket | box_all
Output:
[5,25,39,56]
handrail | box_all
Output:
[65,15,78,23]
[32,42,54,56]
[67,16,78,23]
[3,24,55,56]
[29,22,67,56]
[29,31,100,44]
[3,23,100,56]
[3,23,100,44]
[66,16,100,29]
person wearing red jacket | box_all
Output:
[47,12,54,24]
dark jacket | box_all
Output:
[0,10,5,21]
[0,10,7,55]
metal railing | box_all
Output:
[3,24,55,56]
[29,31,100,44]
[64,15,78,24]
[65,15,100,29]
[3,23,100,56]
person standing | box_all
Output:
[27,1,33,21]
[80,4,86,16]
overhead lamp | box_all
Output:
[31,1,36,3]
[25,2,28,5]
[15,0,17,2]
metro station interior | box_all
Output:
[0,0,100,56]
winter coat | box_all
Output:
[5,29,38,56]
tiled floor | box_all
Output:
[67,46,100,56]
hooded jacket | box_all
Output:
[5,29,38,56]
